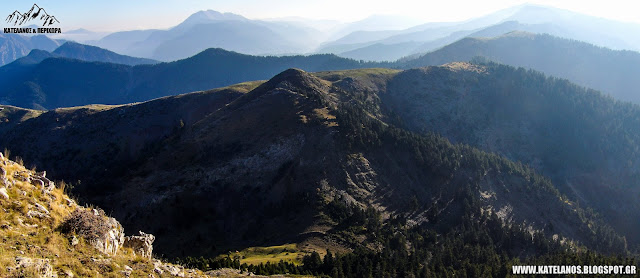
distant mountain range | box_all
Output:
[2,31,640,109]
[400,31,640,104]
[81,4,634,62]
[50,41,158,65]
[0,33,63,66]
[0,46,384,109]
[323,4,640,61]
[0,41,155,69]
[4,4,640,65]
[90,10,324,61]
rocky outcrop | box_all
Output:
[94,216,125,256]
[124,231,155,259]
[0,155,210,277]
[0,157,55,194]
[60,209,156,258]
[30,171,55,193]
[153,259,185,277]
[60,208,125,256]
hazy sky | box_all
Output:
[2,0,639,32]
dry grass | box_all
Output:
[313,68,400,81]
[0,106,45,123]
[312,108,338,127]
[220,244,307,266]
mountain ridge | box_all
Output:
[0,47,385,109]
[400,31,640,104]
[0,33,63,66]
[0,65,632,260]
[52,41,158,65]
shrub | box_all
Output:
[59,208,110,241]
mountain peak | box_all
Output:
[58,41,81,47]
[175,9,247,30]
[507,3,575,23]
[27,48,52,56]
[271,68,308,79]
[263,68,322,91]
[193,10,246,21]
[242,68,331,105]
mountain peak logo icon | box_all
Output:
[6,3,60,26]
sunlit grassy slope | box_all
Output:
[0,151,212,277]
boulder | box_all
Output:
[31,176,55,193]
[31,178,44,188]
[124,231,155,259]
[0,187,8,200]
[153,259,184,277]
[1,164,9,186]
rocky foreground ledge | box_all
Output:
[0,152,214,277]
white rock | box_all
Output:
[124,231,155,259]
[91,216,125,256]
[27,210,50,219]
[31,178,45,188]
[122,265,133,277]
[71,236,79,246]
[0,187,8,200]
[35,203,50,214]
[64,198,76,207]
